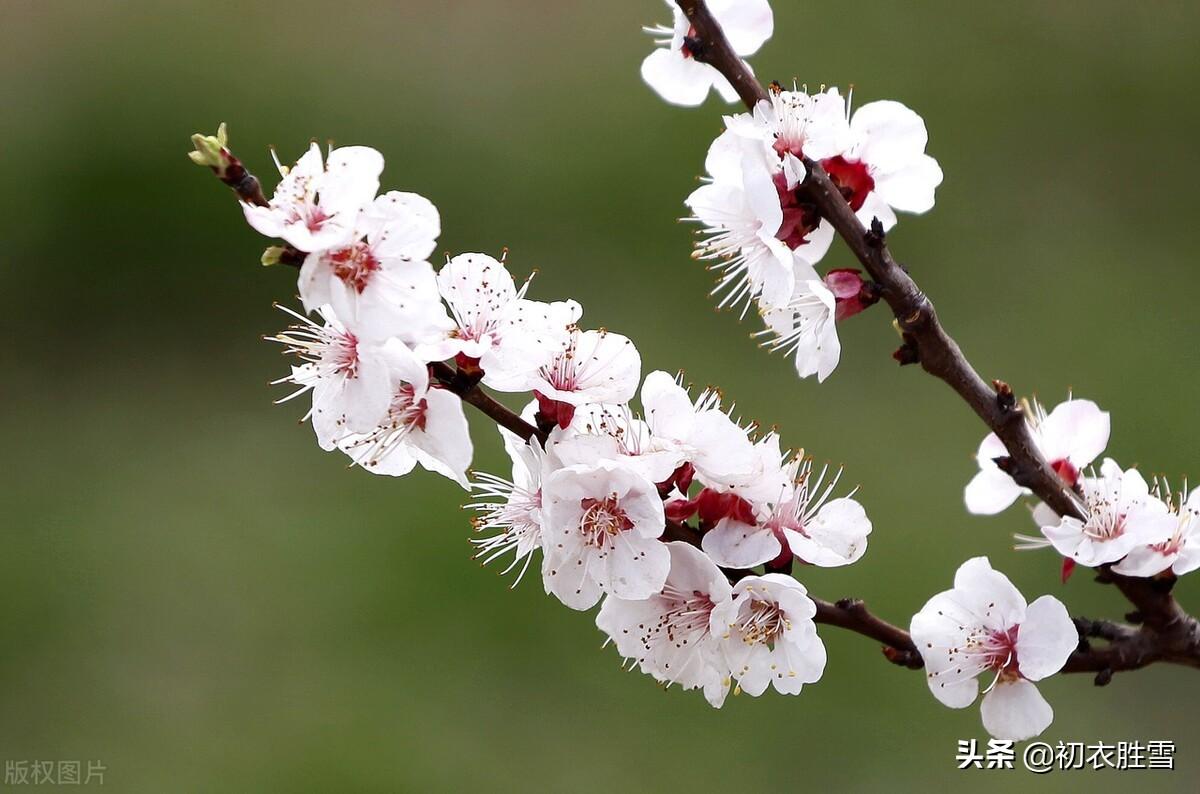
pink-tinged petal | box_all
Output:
[702,518,780,569]
[641,48,715,107]
[980,679,1053,741]
[1016,595,1076,681]
[965,468,1024,515]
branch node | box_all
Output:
[991,379,1016,412]
[864,217,886,249]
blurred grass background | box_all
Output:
[2,0,1199,790]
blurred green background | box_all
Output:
[2,0,1198,790]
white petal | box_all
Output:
[965,468,1023,515]
[980,679,1054,741]
[786,497,871,567]
[872,154,943,214]
[641,48,715,107]
[1039,399,1110,468]
[701,518,781,568]
[1016,595,1076,681]
[849,101,929,174]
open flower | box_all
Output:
[525,329,642,429]
[541,461,669,610]
[269,305,397,448]
[417,253,582,388]
[965,397,1110,515]
[910,557,1077,740]
[597,542,733,707]
[711,574,826,696]
[702,458,869,569]
[298,191,450,345]
[1038,459,1175,567]
[832,98,944,231]
[1114,486,1200,577]
[333,339,473,488]
[243,143,383,253]
[641,0,773,107]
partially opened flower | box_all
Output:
[759,275,840,382]
[711,574,826,696]
[468,426,550,585]
[334,339,473,488]
[687,133,833,314]
[243,143,383,253]
[541,461,669,610]
[597,542,733,707]
[641,0,773,107]
[965,397,1110,515]
[1038,459,1175,568]
[298,191,450,345]
[702,457,870,569]
[1114,486,1200,577]
[910,557,1077,740]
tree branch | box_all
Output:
[674,0,1200,675]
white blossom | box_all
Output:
[416,253,582,390]
[711,574,826,697]
[965,397,1110,515]
[597,542,733,707]
[468,426,550,585]
[334,339,473,488]
[687,132,833,314]
[641,0,773,107]
[910,557,1077,740]
[702,458,870,569]
[524,329,642,429]
[1038,459,1175,567]
[298,191,450,345]
[243,143,382,253]
[1114,486,1200,577]
[269,305,397,449]
[541,461,669,610]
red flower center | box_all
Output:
[820,156,875,212]
[330,242,381,293]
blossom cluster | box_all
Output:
[241,140,873,708]
[683,87,942,382]
[641,4,942,382]
[966,396,1198,579]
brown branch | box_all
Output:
[675,0,1200,675]
[428,361,547,444]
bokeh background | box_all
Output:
[3,1,1199,790]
